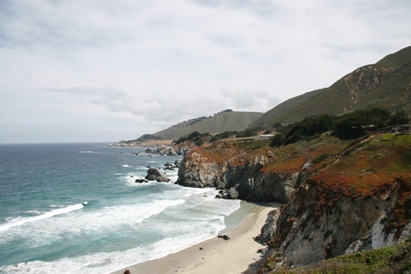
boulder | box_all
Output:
[217,234,230,240]
[167,148,178,156]
[145,148,154,154]
[177,147,190,156]
[217,186,240,199]
[135,178,149,183]
[145,146,178,156]
[145,168,171,182]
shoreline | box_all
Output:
[109,140,174,147]
[112,204,278,274]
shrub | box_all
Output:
[237,130,256,138]
[271,134,285,147]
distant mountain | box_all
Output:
[142,110,263,140]
[249,46,411,130]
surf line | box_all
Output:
[0,203,86,232]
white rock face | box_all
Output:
[371,215,396,249]
[262,181,410,267]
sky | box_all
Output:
[0,0,410,143]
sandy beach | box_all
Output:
[113,204,278,274]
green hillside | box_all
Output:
[249,88,325,130]
[147,111,263,140]
[249,46,411,130]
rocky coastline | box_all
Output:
[174,134,411,272]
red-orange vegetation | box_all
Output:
[311,134,411,196]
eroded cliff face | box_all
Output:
[175,139,323,203]
[265,182,395,266]
[256,177,411,272]
[176,152,220,188]
[220,161,299,203]
[342,66,393,102]
[255,134,411,271]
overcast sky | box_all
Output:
[1,0,410,143]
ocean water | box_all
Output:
[0,143,250,273]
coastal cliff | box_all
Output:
[175,137,325,203]
[175,133,411,270]
[258,175,411,268]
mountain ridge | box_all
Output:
[141,110,263,141]
[249,46,411,130]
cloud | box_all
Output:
[46,86,227,127]
[0,0,410,143]
[49,86,133,114]
[221,88,281,112]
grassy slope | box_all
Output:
[249,89,325,129]
[271,239,411,273]
[361,61,411,113]
[375,46,411,69]
[153,111,262,140]
[249,46,411,129]
[188,135,349,172]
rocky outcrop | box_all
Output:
[173,140,199,156]
[145,146,178,156]
[163,161,180,170]
[176,137,347,203]
[219,159,298,203]
[134,178,149,183]
[145,168,171,182]
[177,134,411,270]
[176,145,301,203]
[176,152,220,188]
[343,66,393,102]
[259,209,281,244]
[256,177,411,269]
[252,133,411,271]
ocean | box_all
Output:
[0,143,257,273]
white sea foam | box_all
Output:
[79,151,98,154]
[0,179,240,273]
[0,203,85,232]
[0,143,239,273]
[0,199,186,248]
[0,212,225,274]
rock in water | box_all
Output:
[145,168,171,182]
